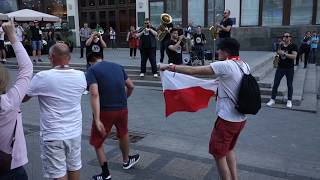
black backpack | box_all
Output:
[233,61,261,115]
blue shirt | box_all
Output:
[86,61,128,111]
[311,36,319,49]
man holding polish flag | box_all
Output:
[160,38,249,180]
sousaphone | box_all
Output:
[157,13,172,41]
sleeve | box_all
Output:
[291,44,298,52]
[86,68,97,87]
[122,66,128,80]
[27,73,42,97]
[210,61,230,77]
[6,42,33,106]
[227,19,233,26]
[202,33,206,40]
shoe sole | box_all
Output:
[92,175,111,180]
[123,156,140,170]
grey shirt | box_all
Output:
[80,27,92,41]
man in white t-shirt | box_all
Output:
[15,22,24,42]
[0,21,7,63]
[23,43,87,180]
[160,38,248,180]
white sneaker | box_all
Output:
[266,99,275,106]
[153,74,158,78]
[2,59,6,62]
[286,100,292,108]
[129,56,132,59]
[83,90,89,95]
[139,73,145,77]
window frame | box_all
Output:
[240,0,318,26]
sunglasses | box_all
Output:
[283,35,291,38]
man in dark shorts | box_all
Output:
[166,28,184,65]
[86,52,139,180]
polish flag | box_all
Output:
[160,70,219,117]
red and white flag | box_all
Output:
[160,70,219,117]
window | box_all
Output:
[119,10,128,32]
[241,0,259,26]
[89,0,95,6]
[317,0,320,24]
[129,9,136,27]
[108,0,115,5]
[90,12,96,20]
[188,0,205,26]
[167,0,182,25]
[109,11,116,30]
[99,11,106,20]
[290,0,313,25]
[262,0,283,26]
[81,12,87,22]
[150,1,164,27]
[208,0,225,26]
[99,0,106,5]
[80,0,86,7]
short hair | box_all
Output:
[49,43,70,59]
[87,52,103,63]
[170,28,179,34]
[218,38,240,56]
[144,18,150,22]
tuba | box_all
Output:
[157,13,172,41]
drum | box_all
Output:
[182,52,191,65]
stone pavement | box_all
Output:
[5,48,320,180]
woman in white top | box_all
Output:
[109,27,117,49]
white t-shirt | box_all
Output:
[16,27,24,42]
[210,60,250,122]
[0,27,4,40]
[27,69,87,141]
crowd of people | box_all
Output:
[0,9,250,180]
[0,8,319,180]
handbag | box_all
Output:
[0,120,17,176]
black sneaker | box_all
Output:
[123,154,140,170]
[38,59,43,62]
[92,173,111,180]
[33,59,36,63]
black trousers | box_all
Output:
[0,166,28,180]
[296,47,310,67]
[130,48,137,57]
[80,41,86,57]
[271,68,294,101]
[140,48,157,74]
[160,39,169,63]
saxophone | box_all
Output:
[209,14,223,40]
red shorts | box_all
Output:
[90,109,128,149]
[209,117,246,159]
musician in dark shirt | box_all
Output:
[217,10,233,48]
[296,31,311,67]
[159,23,173,63]
[136,18,158,78]
[166,28,184,65]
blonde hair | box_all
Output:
[0,63,9,94]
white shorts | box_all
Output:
[40,136,82,178]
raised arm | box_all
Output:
[3,21,33,105]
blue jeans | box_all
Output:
[0,166,28,180]
[271,68,294,101]
[31,40,42,51]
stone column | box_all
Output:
[66,0,80,47]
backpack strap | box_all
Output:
[231,60,250,75]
